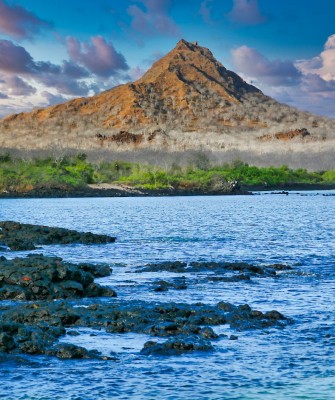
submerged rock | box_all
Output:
[153,277,187,292]
[53,343,97,359]
[136,260,292,278]
[0,221,116,251]
[140,335,214,356]
[0,254,116,300]
[0,299,290,358]
[137,261,187,273]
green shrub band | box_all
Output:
[0,154,334,193]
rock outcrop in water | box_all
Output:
[0,254,116,300]
[0,299,289,359]
[0,221,292,360]
[140,336,214,356]
[136,260,291,279]
[0,221,116,251]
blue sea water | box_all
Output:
[0,192,334,400]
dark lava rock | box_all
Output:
[140,335,214,356]
[136,260,291,278]
[199,326,219,339]
[269,264,292,271]
[217,302,287,330]
[137,261,187,273]
[79,263,112,278]
[0,319,66,355]
[0,221,116,251]
[154,284,169,292]
[0,254,117,300]
[53,343,96,359]
[190,261,279,277]
[0,298,290,358]
[153,277,187,292]
[0,332,15,351]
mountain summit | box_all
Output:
[136,38,261,103]
[0,39,334,166]
[0,40,263,138]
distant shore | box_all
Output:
[0,184,249,198]
[1,183,335,199]
[246,183,335,192]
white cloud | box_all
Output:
[231,35,335,117]
[296,34,335,81]
[0,75,36,96]
[66,36,129,77]
[231,45,301,86]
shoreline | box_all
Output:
[0,183,335,199]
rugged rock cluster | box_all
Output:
[0,221,116,251]
[0,221,292,360]
[136,260,291,280]
[0,299,288,358]
[0,254,116,300]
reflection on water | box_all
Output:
[0,192,334,399]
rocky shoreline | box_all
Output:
[1,182,334,199]
[0,221,116,251]
[0,254,116,300]
[0,221,293,360]
[0,184,250,199]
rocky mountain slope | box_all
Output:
[0,39,334,168]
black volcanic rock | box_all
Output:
[140,335,214,356]
[136,260,291,277]
[0,221,116,251]
[0,299,290,358]
[0,254,116,300]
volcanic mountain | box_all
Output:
[0,39,334,168]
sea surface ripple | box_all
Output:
[0,192,334,399]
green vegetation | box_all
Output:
[0,154,95,191]
[0,154,334,193]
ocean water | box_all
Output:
[0,192,334,400]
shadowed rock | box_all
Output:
[140,336,214,356]
[0,221,116,251]
[153,277,187,292]
[0,299,290,358]
[136,260,292,278]
[0,254,116,300]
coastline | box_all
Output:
[0,185,250,199]
[1,182,335,199]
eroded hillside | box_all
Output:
[0,39,334,167]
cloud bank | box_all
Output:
[231,45,301,86]
[0,0,51,39]
[296,34,335,81]
[66,36,129,77]
[0,36,130,111]
[232,35,335,117]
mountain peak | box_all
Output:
[0,38,267,147]
[175,38,200,50]
[136,38,261,102]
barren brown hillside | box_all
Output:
[0,39,334,168]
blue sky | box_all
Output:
[0,0,334,117]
